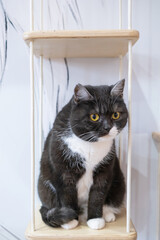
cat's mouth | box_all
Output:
[73,126,119,142]
[98,126,119,139]
[80,134,98,142]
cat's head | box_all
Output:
[70,80,128,142]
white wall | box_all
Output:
[0,0,159,239]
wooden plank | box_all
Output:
[23,30,139,58]
[25,209,137,240]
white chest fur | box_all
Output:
[63,132,114,206]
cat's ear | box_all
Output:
[74,84,94,103]
[111,79,125,98]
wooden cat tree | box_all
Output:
[24,0,139,239]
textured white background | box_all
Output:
[0,0,160,239]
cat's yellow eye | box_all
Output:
[112,112,120,120]
[90,113,99,122]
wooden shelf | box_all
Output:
[25,209,137,240]
[23,30,139,58]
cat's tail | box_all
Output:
[40,206,78,227]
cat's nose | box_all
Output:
[103,121,111,133]
[103,127,111,133]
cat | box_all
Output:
[38,79,128,230]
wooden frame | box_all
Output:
[26,0,139,238]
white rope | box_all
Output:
[119,56,123,165]
[39,0,44,155]
[30,40,35,232]
[118,0,123,165]
[126,40,132,233]
[39,56,43,154]
[30,0,34,31]
[128,0,132,29]
[119,0,122,29]
[126,0,132,233]
[30,0,35,232]
[40,0,43,30]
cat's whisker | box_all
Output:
[87,135,96,142]
[71,123,78,129]
[79,132,91,139]
[79,132,88,137]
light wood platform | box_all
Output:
[23,30,139,58]
[25,209,137,240]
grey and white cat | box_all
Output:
[38,79,128,230]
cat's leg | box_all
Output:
[38,176,57,209]
[58,172,80,229]
[38,176,78,228]
[78,203,88,224]
[104,159,125,223]
[87,162,123,230]
[87,184,107,230]
[40,206,78,228]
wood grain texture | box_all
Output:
[23,30,139,58]
[25,209,137,240]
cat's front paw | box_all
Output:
[61,219,79,230]
[104,212,116,223]
[87,218,105,230]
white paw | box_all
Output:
[104,212,116,223]
[103,205,119,223]
[87,218,105,230]
[61,219,79,230]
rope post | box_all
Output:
[30,41,35,232]
[39,57,43,155]
[119,0,122,29]
[126,40,132,233]
[30,0,35,232]
[39,0,44,156]
[128,0,132,30]
[119,56,123,164]
[118,0,123,164]
[126,0,132,233]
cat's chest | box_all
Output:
[63,133,113,204]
